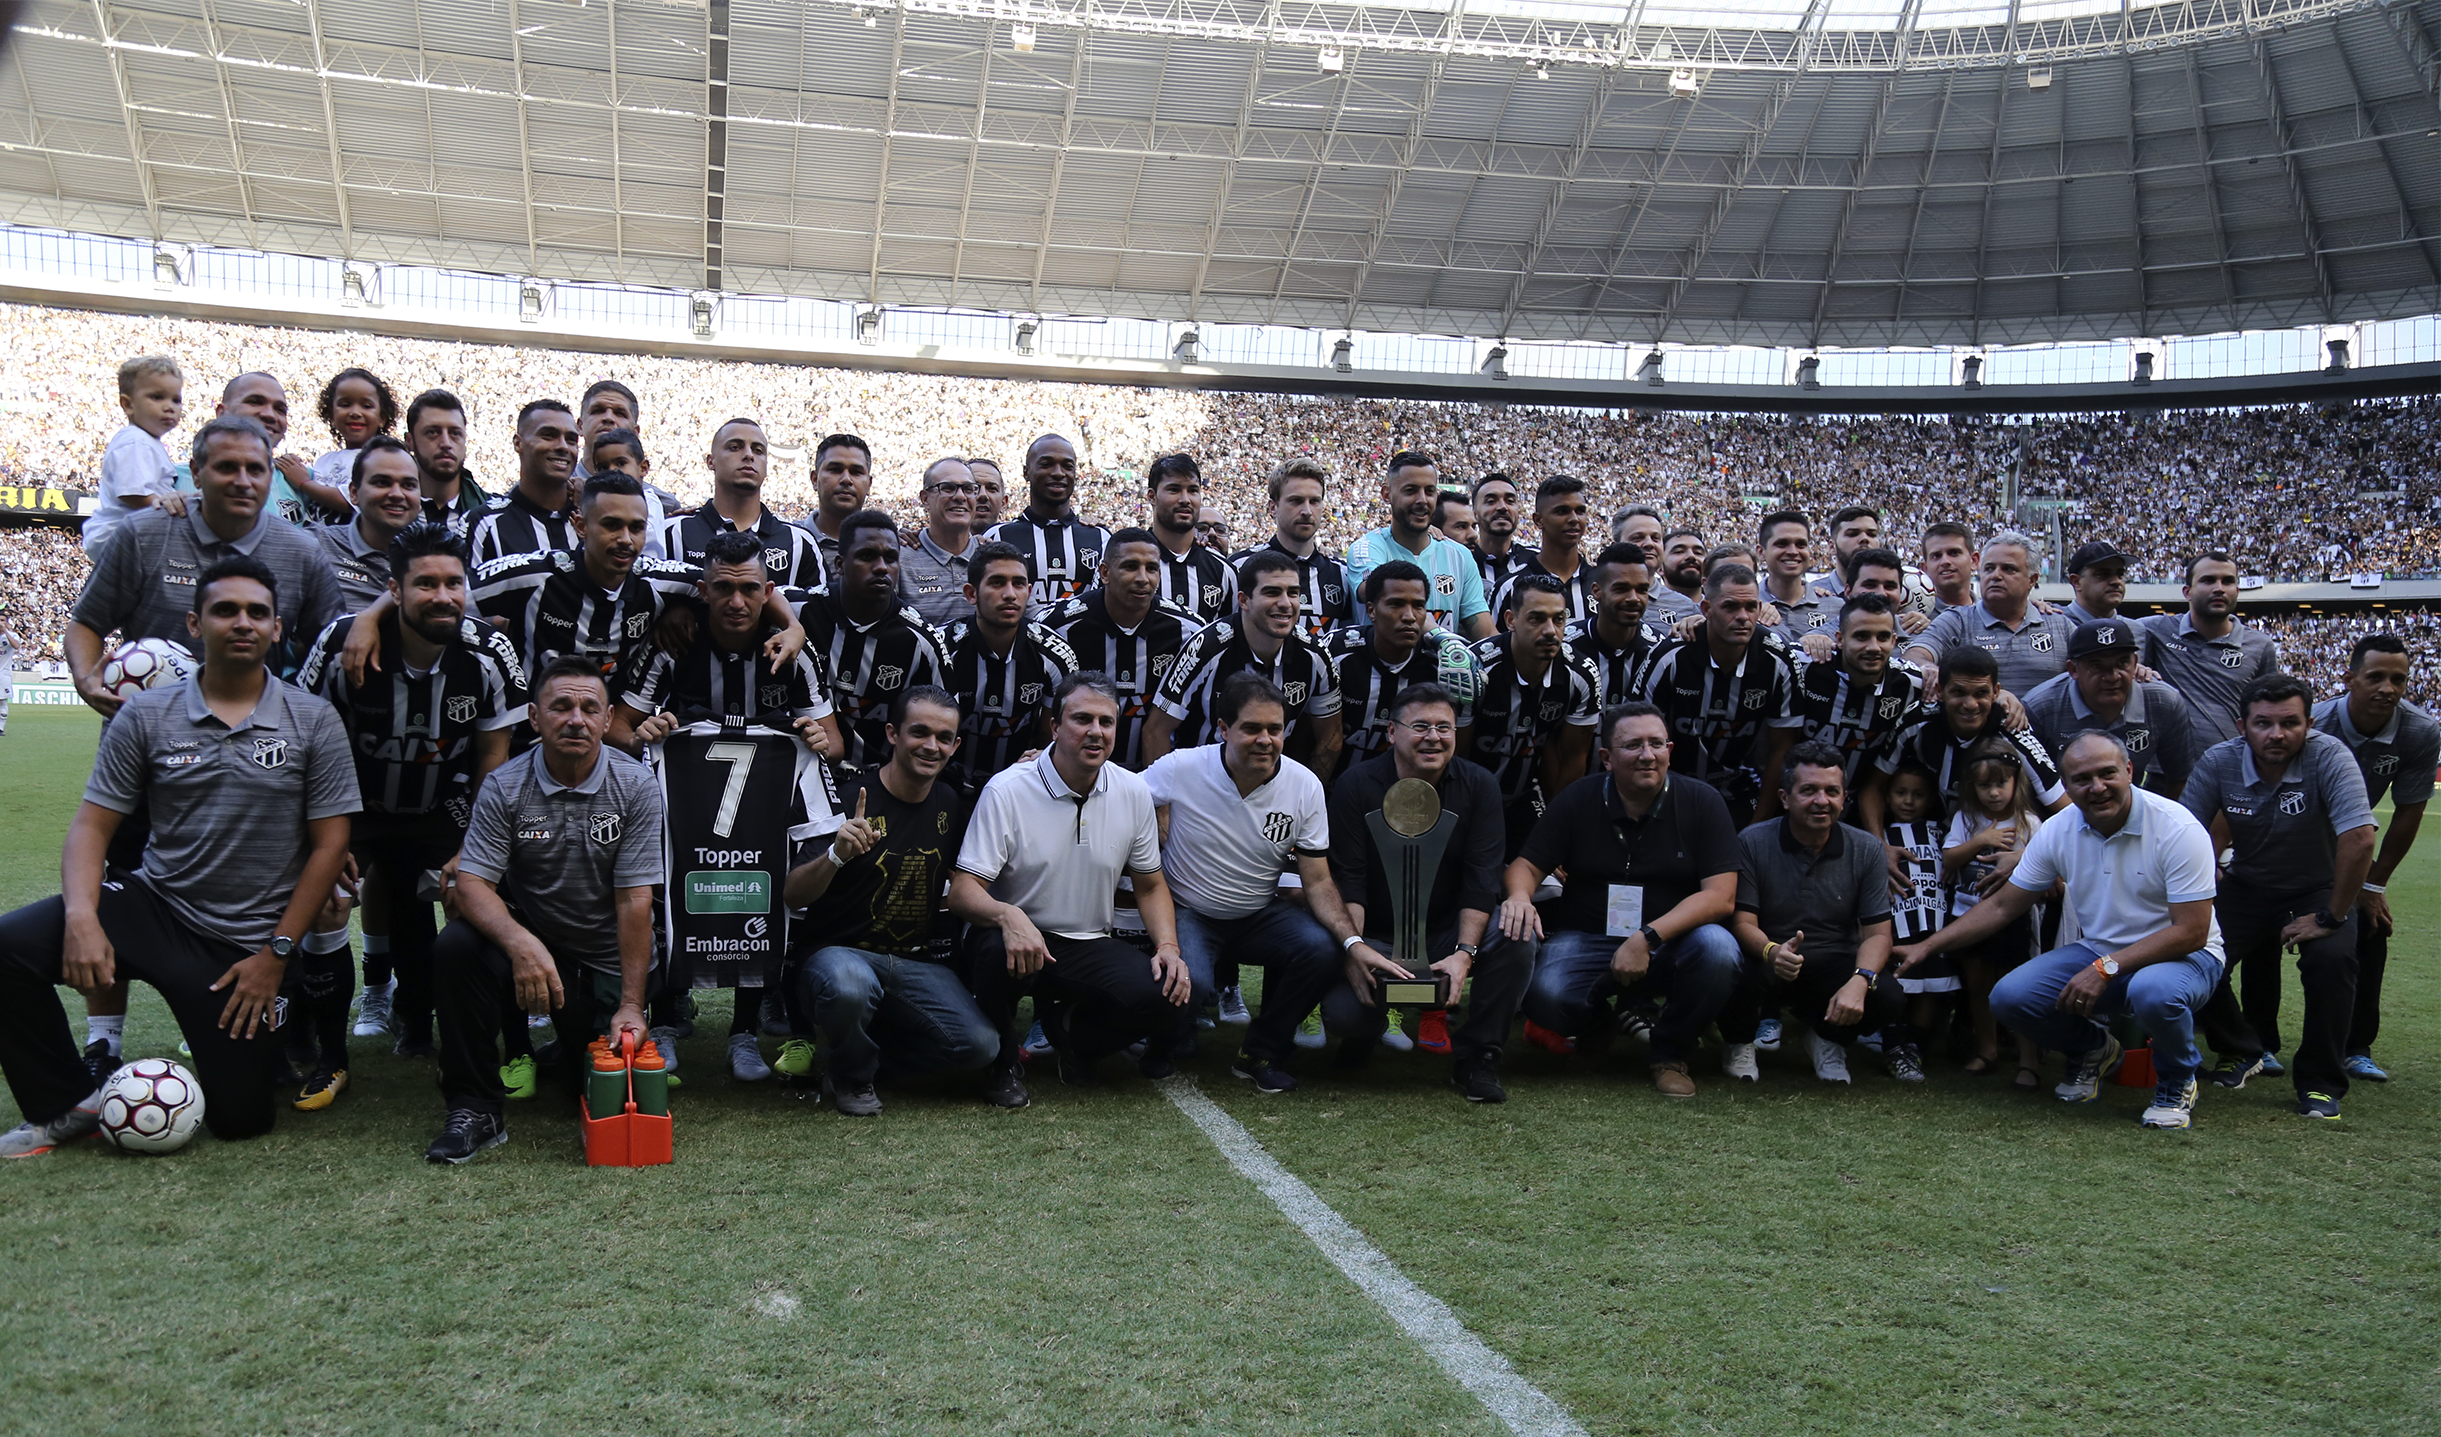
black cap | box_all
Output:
[2069,617,2139,659]
[2066,541,2127,575]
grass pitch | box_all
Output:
[2,704,2436,1435]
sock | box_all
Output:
[87,1014,124,1057]
[305,927,352,955]
[732,997,760,1037]
[362,932,392,988]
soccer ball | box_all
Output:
[97,637,197,700]
[96,1058,206,1154]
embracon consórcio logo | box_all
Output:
[685,870,771,914]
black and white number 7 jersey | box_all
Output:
[473,548,704,683]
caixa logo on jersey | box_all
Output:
[2279,789,2309,817]
[250,737,289,769]
[589,811,623,845]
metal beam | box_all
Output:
[1495,63,1627,338]
[946,34,996,305]
[703,0,728,290]
[1653,71,1820,341]
[2364,4,2441,287]
[1187,2,1278,321]
[1421,63,1524,315]
[2249,31,2335,319]
[506,0,538,271]
[2124,51,2149,332]
[301,0,354,256]
[2180,45,2241,329]
[1568,93,1703,339]
[1339,0,1468,328]
[1886,72,1960,335]
[1027,32,1089,311]
[195,0,261,252]
[1263,61,1358,323]
[865,6,910,305]
[1809,71,1913,344]
[88,1,161,240]
[1966,0,2020,345]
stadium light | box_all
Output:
[1638,349,1665,387]
[856,307,881,345]
[1174,329,1199,364]
[1015,320,1037,356]
[1960,354,1984,389]
[690,290,718,339]
[2131,346,2157,384]
[1668,68,1702,98]
[2325,336,2351,374]
[519,278,548,324]
[1796,354,1820,389]
[1012,23,1037,52]
[1318,47,1344,73]
[1482,345,1508,380]
[152,243,186,289]
[1331,337,1353,373]
[2026,67,2053,90]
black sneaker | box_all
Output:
[2209,1054,2265,1089]
[1452,1049,1507,1104]
[1043,1007,1100,1088]
[1137,1050,1177,1080]
[83,1039,122,1088]
[424,1108,507,1164]
[980,1062,1031,1109]
[1230,1054,1298,1094]
[2296,1090,2342,1121]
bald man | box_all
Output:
[215,372,352,523]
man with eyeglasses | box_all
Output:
[904,457,984,630]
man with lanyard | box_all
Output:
[1143,453,1236,625]
[425,657,664,1162]
[312,438,424,613]
[939,542,1079,798]
[1228,458,1352,641]
[1489,476,1600,627]
[801,433,876,575]
[1145,672,1365,1094]
[1324,683,1526,1102]
[1466,473,1535,603]
[469,401,583,569]
[1896,731,2226,1131]
[1342,452,1493,640]
[1648,526,1710,626]
[208,371,351,526]
[1569,541,1664,706]
[986,434,1109,613]
[2185,674,2376,1119]
[0,556,358,1156]
[299,523,525,1064]
[1469,574,1600,858]
[1327,559,1484,779]
[2314,634,2436,1083]
[801,509,949,770]
[608,530,840,760]
[2139,552,2283,746]
[1795,594,1926,833]
[2021,618,2199,800]
[1880,645,2066,815]
[659,418,825,592]
[950,674,1189,1100]
[1145,551,1341,772]
[1043,529,1201,770]
[2062,542,2131,627]
[401,389,490,534]
[786,686,998,1115]
[1502,700,1742,1098]
[1730,742,1910,1084]
[902,458,983,630]
[1758,509,1836,645]
[1904,532,2074,698]
[1637,563,1804,826]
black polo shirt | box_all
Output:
[1518,772,1739,938]
[1733,818,1891,969]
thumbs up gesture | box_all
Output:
[1770,930,1806,981]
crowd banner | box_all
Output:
[0,485,95,526]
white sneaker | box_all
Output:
[2055,1036,2125,1103]
[1721,1042,1759,1082]
[728,1033,771,1082]
[2140,1076,2198,1130]
[649,1024,681,1076]
[352,979,395,1037]
[1216,985,1252,1025]
[527,1011,555,1031]
[1293,1010,1327,1049]
[1379,1008,1415,1052]
[1803,1027,1852,1084]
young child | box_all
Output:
[1882,762,1950,1080]
[1942,739,2047,1087]
[85,354,183,556]
[300,367,399,524]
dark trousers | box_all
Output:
[793,945,999,1085]
[1321,924,1533,1060]
[352,816,462,1046]
[434,919,653,1118]
[2349,918,2389,1057]
[1528,925,1744,1064]
[1171,899,1343,1064]
[1751,951,1907,1046]
[968,929,1182,1068]
[2196,888,2359,1099]
[0,877,281,1139]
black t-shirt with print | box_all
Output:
[795,770,968,962]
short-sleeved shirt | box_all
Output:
[614,626,832,726]
[1490,555,1597,629]
[1229,539,1351,641]
[1735,819,1893,968]
[1043,589,1201,770]
[1646,584,1702,626]
[1767,584,1839,647]
[1327,753,1508,942]
[660,500,827,593]
[1793,657,1929,795]
[468,486,576,569]
[473,547,702,685]
[312,520,394,614]
[956,751,1161,940]
[2180,733,2377,900]
[2021,673,2200,795]
[1467,632,1601,804]
[1638,634,1806,814]
[456,745,666,974]
[1880,708,2066,809]
[71,504,342,676]
[1909,601,2075,697]
[1328,626,1484,778]
[1472,543,1539,607]
[798,769,967,963]
[1156,616,1341,746]
[1568,616,1663,707]
[2138,613,2282,745]
[2008,787,2225,965]
[901,528,980,631]
[2314,695,2441,809]
[1343,529,1489,633]
[84,674,361,951]
[986,512,1111,612]
[800,589,951,769]
[1518,772,1740,939]
[1157,540,1239,626]
[299,609,528,820]
[87,424,177,556]
[940,618,1079,795]
[1144,746,1329,919]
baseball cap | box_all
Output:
[2068,617,2139,659]
[2067,541,2127,575]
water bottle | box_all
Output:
[586,1044,629,1117]
[628,1036,670,1117]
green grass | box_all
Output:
[2,703,2436,1435]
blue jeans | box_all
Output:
[1991,941,2219,1085]
[1523,924,1742,1065]
[1173,899,1342,1063]
[793,946,1000,1086]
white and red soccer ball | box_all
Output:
[96,1058,206,1153]
[97,637,197,701]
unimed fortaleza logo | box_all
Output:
[687,870,771,915]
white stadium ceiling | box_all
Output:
[0,0,2435,349]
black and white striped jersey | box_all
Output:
[1328,625,1486,777]
[1466,632,1601,804]
[1228,539,1352,640]
[1042,589,1202,769]
[986,511,1112,611]
[613,625,834,725]
[1472,543,1539,606]
[1489,554,1597,628]
[1885,820,1947,943]
[940,618,1080,794]
[473,547,702,685]
[1566,616,1664,707]
[1878,711,2066,809]
[661,500,827,592]
[1156,541,1239,626]
[1793,657,1930,793]
[1637,634,1806,812]
[297,608,528,821]
[799,588,950,769]
[1156,616,1341,748]
[468,487,575,569]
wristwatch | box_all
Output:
[268,935,298,959]
[1852,967,1878,992]
[1638,923,1663,950]
[1454,942,1481,957]
[2091,954,2121,977]
[2313,907,2341,930]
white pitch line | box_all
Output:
[1159,1077,1588,1437]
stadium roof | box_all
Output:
[1,0,2436,351]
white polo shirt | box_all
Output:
[958,750,1161,940]
[1144,746,1330,920]
[2008,786,2224,965]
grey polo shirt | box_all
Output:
[1907,601,2074,697]
[902,528,981,631]
[84,674,361,951]
[457,745,666,975]
[2021,673,2200,793]
[72,505,342,670]
[2181,732,2375,901]
[1733,819,1891,969]
[1769,583,1837,647]
[2139,613,2281,745]
[1647,584,1701,626]
[957,750,1162,940]
[2314,695,2440,809]
[313,519,394,614]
